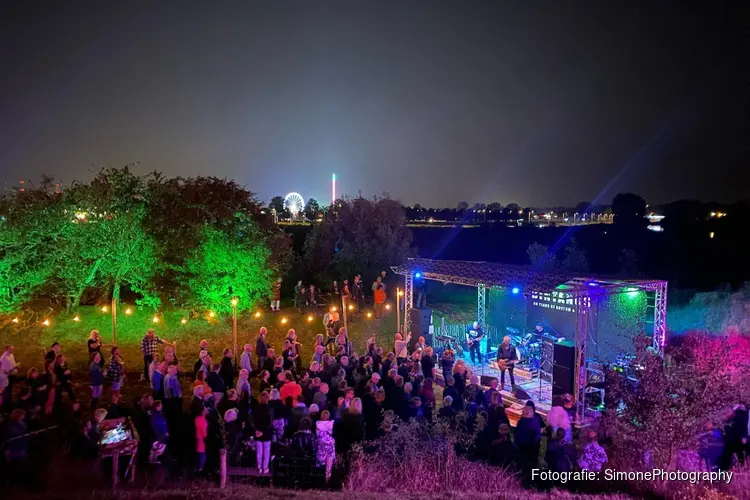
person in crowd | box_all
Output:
[483,378,500,407]
[721,404,749,469]
[89,353,104,409]
[256,327,269,367]
[373,283,386,319]
[236,368,251,400]
[1,344,20,410]
[194,405,208,473]
[489,423,517,468]
[54,353,75,402]
[219,348,234,389]
[46,342,61,362]
[698,421,724,472]
[335,397,365,455]
[271,278,282,312]
[515,406,542,474]
[280,370,302,407]
[240,344,254,374]
[394,332,411,362]
[193,370,213,396]
[291,417,316,458]
[547,401,573,442]
[420,346,435,379]
[545,427,576,473]
[107,347,125,398]
[140,329,170,382]
[253,391,273,474]
[163,364,183,421]
[152,361,166,401]
[438,396,457,424]
[87,331,104,366]
[578,429,608,471]
[41,359,57,415]
[207,363,226,405]
[316,410,336,481]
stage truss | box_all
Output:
[392,257,669,423]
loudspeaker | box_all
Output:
[480,375,498,387]
[410,308,431,326]
[512,384,531,400]
[552,341,575,396]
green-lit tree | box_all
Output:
[182,220,273,314]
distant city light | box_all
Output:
[709,232,715,239]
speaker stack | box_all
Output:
[552,340,576,397]
[410,308,432,345]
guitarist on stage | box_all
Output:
[466,321,484,364]
[496,335,518,389]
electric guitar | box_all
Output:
[466,330,484,347]
[496,358,517,370]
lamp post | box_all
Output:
[111,296,117,344]
[396,287,402,333]
[231,298,239,364]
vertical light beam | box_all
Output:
[331,173,336,204]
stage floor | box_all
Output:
[436,354,554,424]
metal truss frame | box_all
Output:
[574,296,588,423]
[652,281,668,354]
[477,283,486,330]
[403,273,414,336]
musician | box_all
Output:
[466,321,484,364]
[496,335,518,389]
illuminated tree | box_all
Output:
[181,221,273,313]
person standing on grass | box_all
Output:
[89,353,104,409]
[87,330,104,367]
[107,347,125,398]
[240,344,254,375]
[46,342,61,362]
[54,353,75,402]
[252,391,273,474]
[256,327,269,367]
[0,344,20,410]
[219,348,235,389]
[140,329,169,382]
[194,405,208,473]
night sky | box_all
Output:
[1,1,747,207]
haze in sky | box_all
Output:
[1,1,747,207]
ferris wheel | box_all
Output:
[284,192,304,216]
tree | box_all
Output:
[182,222,273,313]
[303,197,413,284]
[618,248,639,277]
[575,201,591,214]
[457,201,469,211]
[486,202,503,211]
[472,202,486,210]
[304,198,321,221]
[504,203,521,217]
[612,193,647,226]
[560,238,589,273]
[526,242,557,271]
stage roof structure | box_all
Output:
[391,257,668,423]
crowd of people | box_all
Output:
[0,320,613,489]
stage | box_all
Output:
[435,353,553,425]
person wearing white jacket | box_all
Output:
[547,404,572,442]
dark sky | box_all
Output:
[1,1,747,208]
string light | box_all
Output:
[231,298,238,307]
[101,306,108,313]
[73,315,80,322]
[12,317,19,323]
[348,305,354,311]
[307,315,314,322]
[281,317,288,324]
[397,291,403,297]
[209,311,216,318]
[180,318,187,324]
[385,304,392,310]
[42,319,50,326]
[125,307,132,315]
[331,307,337,312]
[152,316,159,323]
[254,311,261,318]
[366,312,373,318]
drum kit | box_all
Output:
[505,327,542,371]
